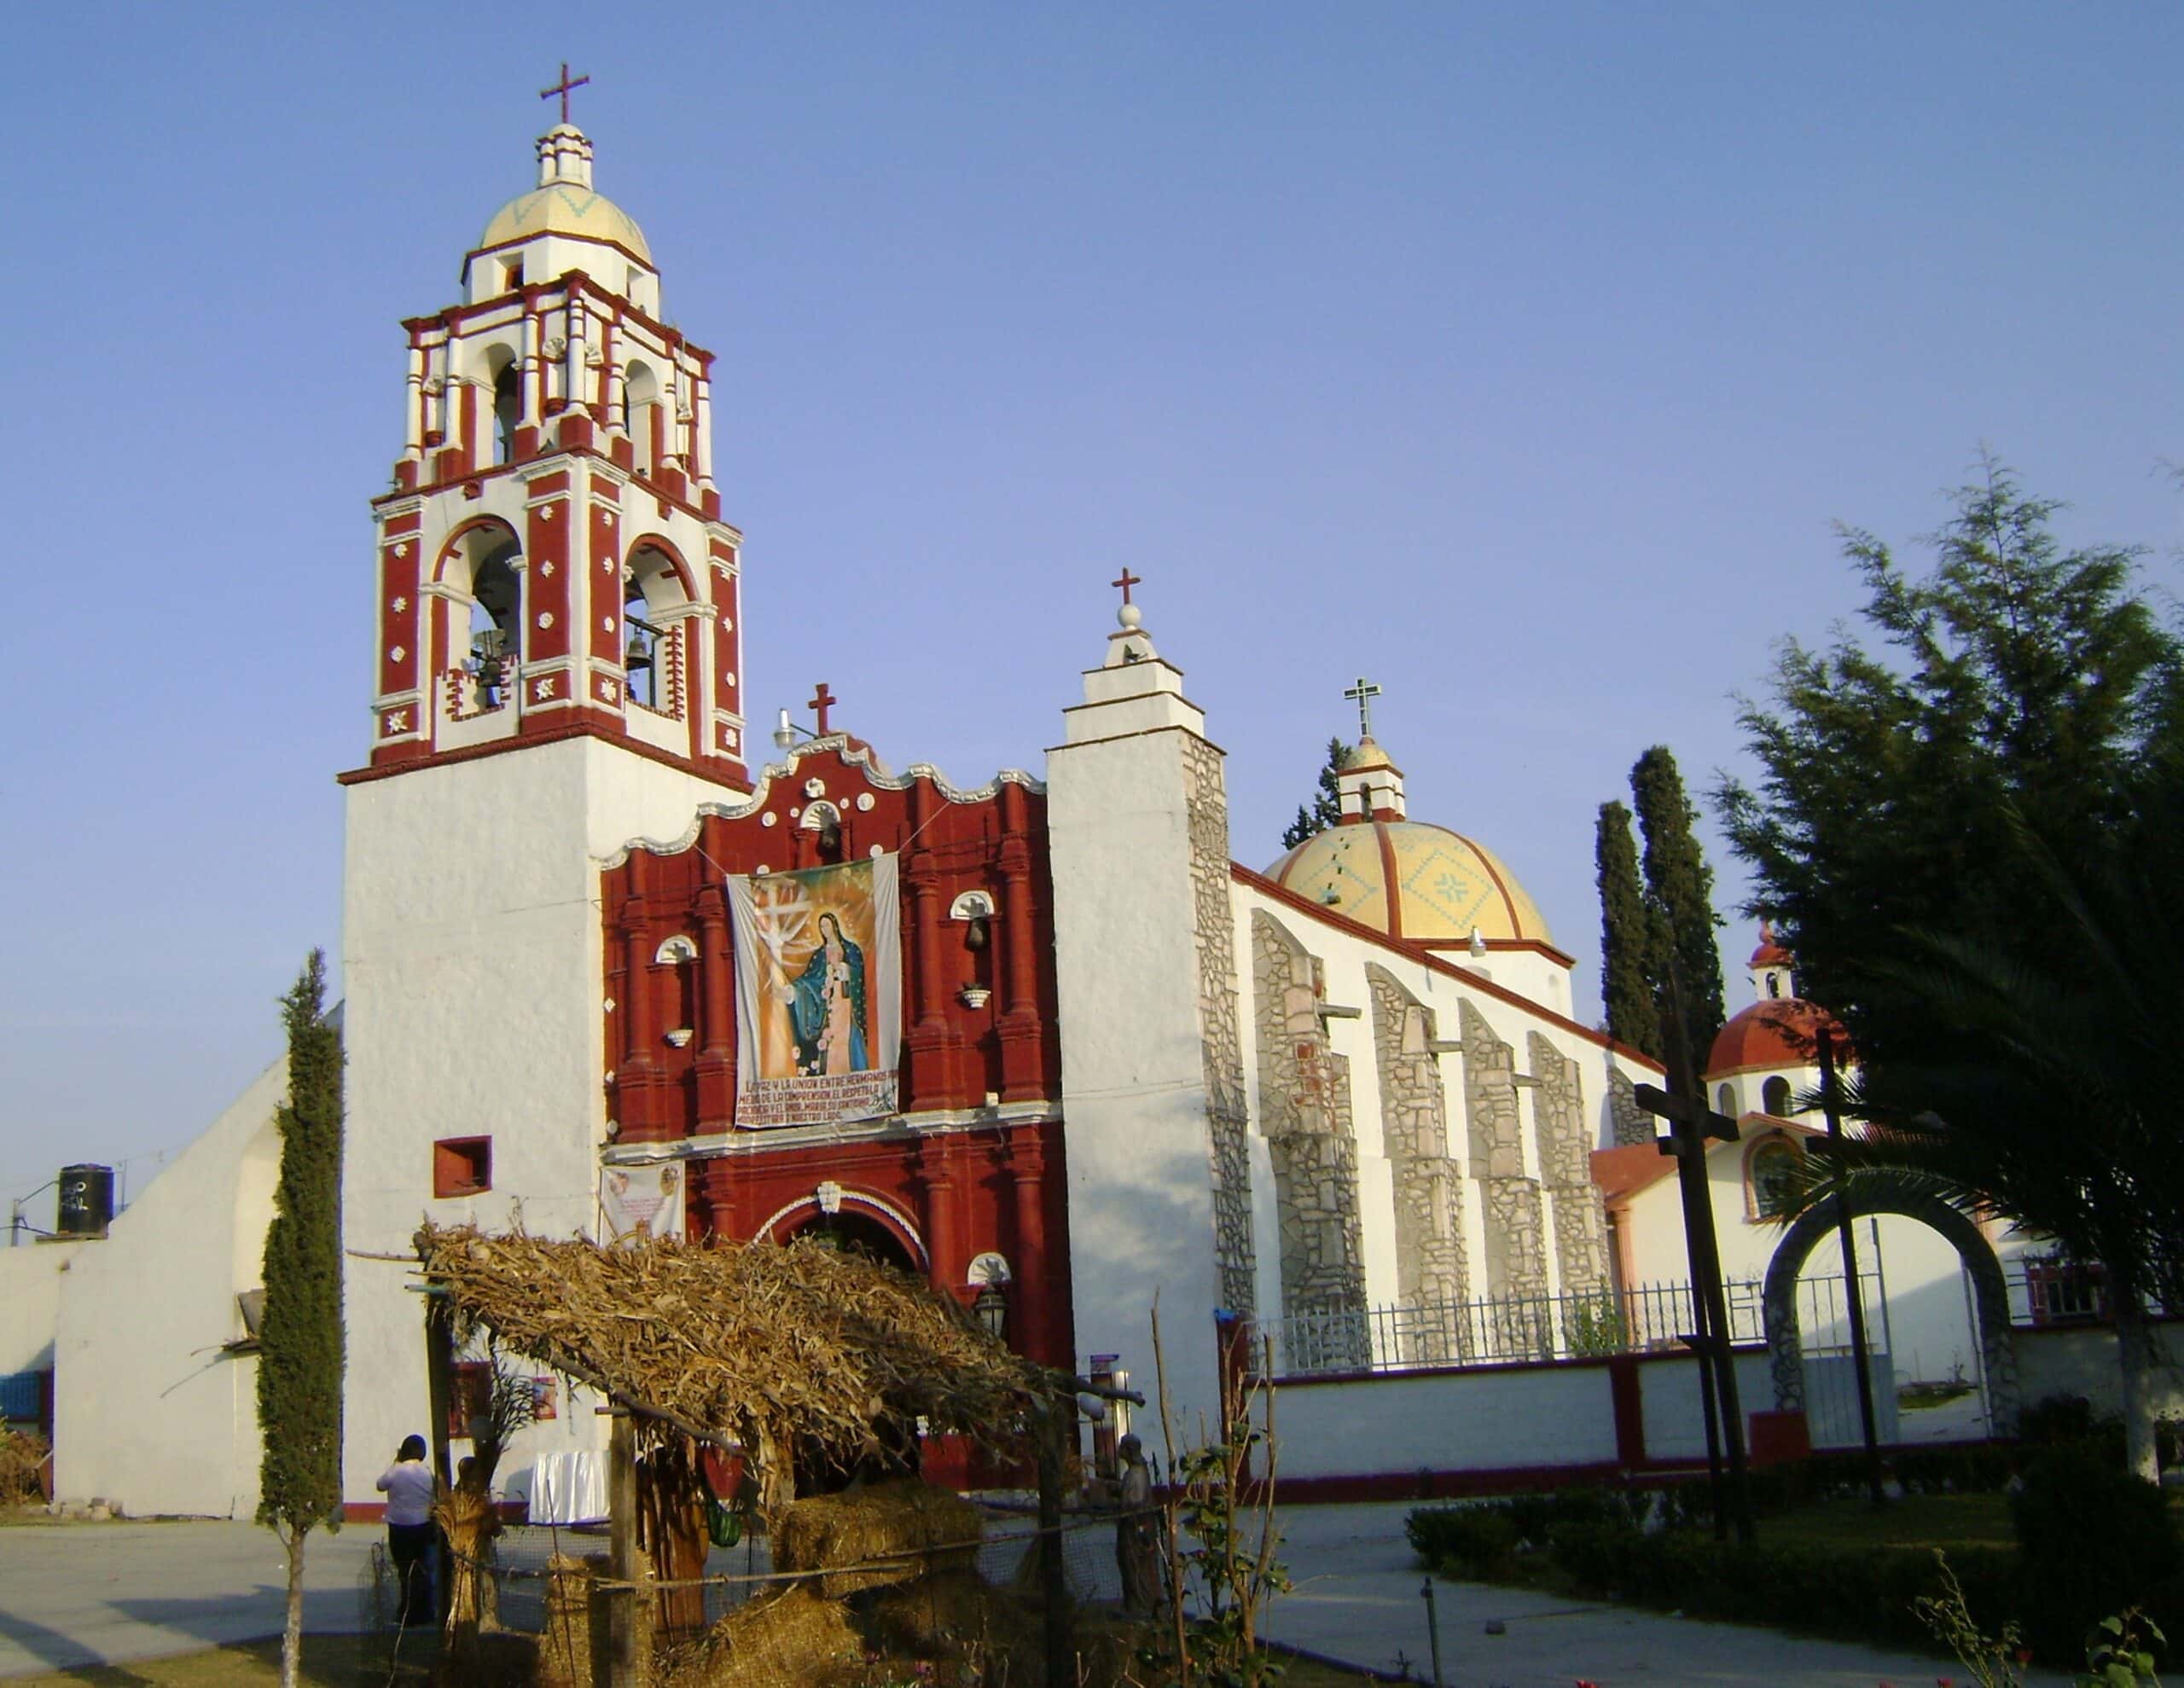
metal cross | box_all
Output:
[1111,566,1141,607]
[808,682,838,736]
[540,62,592,125]
[1343,676,1382,740]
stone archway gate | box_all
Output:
[1763,1192,2020,1436]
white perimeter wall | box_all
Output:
[53,1053,286,1517]
[342,735,725,1506]
[2018,1323,2184,1421]
[0,1240,85,1378]
[1275,1349,1774,1484]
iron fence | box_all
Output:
[1263,1273,1879,1378]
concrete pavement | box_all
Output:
[0,1519,377,1679]
[1263,1501,2071,1687]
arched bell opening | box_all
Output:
[434,520,524,720]
[621,539,693,716]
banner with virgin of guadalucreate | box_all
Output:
[726,855,902,1128]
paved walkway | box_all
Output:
[0,1504,2071,1685]
[0,1519,376,1679]
[1266,1501,2070,1686]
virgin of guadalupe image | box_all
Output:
[783,912,868,1076]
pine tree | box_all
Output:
[258,949,345,1688]
[1594,799,1661,1059]
[1629,745,1726,1075]
[1281,738,1352,850]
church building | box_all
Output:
[26,107,1691,1519]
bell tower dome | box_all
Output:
[360,107,747,780]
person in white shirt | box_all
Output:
[375,1435,439,1627]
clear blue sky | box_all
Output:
[5,3,2181,1215]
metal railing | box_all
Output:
[1264,1274,1879,1378]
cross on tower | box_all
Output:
[540,61,592,125]
[1111,566,1142,608]
[1344,676,1382,740]
[808,682,838,736]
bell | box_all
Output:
[624,629,652,672]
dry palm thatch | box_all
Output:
[411,1221,1063,1514]
[0,1430,48,1507]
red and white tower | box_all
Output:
[338,100,752,1506]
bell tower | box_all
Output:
[363,108,748,777]
[338,96,752,1509]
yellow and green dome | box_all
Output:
[1267,821,1552,946]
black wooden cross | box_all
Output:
[540,62,592,125]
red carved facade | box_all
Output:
[595,739,1074,1384]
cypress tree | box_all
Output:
[258,949,345,1688]
[1280,738,1353,850]
[1594,799,1661,1058]
[1629,746,1726,1074]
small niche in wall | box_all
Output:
[433,1135,492,1198]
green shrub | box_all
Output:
[2011,1442,2179,1663]
[1403,1504,1521,1577]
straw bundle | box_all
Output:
[867,1569,1037,1670]
[412,1223,1057,1514]
[773,1479,981,1597]
[433,1485,499,1633]
[535,1554,594,1688]
[0,1430,47,1507]
[656,1585,863,1688]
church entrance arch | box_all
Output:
[756,1188,928,1279]
[1763,1193,2018,1436]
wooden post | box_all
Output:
[607,1408,638,1688]
[1818,1030,1887,1507]
[1035,1401,1072,1688]
[422,1291,457,1625]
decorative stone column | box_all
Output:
[1530,1032,1611,1298]
[1459,1001,1549,1306]
[995,786,1045,1104]
[916,1139,959,1299]
[1252,912,1367,1358]
[1008,1133,1048,1361]
[693,885,735,1133]
[1367,966,1469,1361]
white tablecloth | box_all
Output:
[525,1450,608,1523]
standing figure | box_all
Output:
[788,912,868,1076]
[1114,1433,1162,1616]
[376,1434,439,1627]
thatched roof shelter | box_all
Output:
[411,1221,1065,1509]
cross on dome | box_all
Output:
[1112,566,1141,607]
[1112,566,1146,631]
[540,61,591,125]
[808,682,838,736]
[1344,676,1382,741]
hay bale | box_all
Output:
[774,1480,981,1598]
[534,1555,593,1688]
[658,1585,863,1688]
[866,1569,1037,1670]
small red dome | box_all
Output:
[1749,920,1792,969]
[1705,996,1847,1078]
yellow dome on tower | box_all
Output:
[474,125,653,264]
[1266,821,1552,947]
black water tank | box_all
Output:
[56,1164,113,1238]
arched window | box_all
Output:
[491,361,520,466]
[1716,1082,1736,1116]
[1766,972,1783,999]
[1750,1139,1799,1218]
[1763,1076,1792,1117]
[624,362,659,477]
